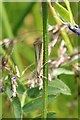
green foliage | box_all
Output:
[54,1,75,26]
[17,80,26,94]
[12,96,22,119]
[36,112,56,118]
[54,2,70,22]
[23,95,56,113]
[48,79,71,95]
[64,0,75,26]
[27,87,41,98]
[0,1,79,119]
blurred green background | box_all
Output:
[0,2,79,118]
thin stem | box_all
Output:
[42,2,48,118]
[64,0,75,27]
[48,1,73,54]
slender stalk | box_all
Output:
[48,1,73,54]
[64,0,75,27]
[42,2,48,118]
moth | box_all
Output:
[0,28,60,91]
[28,38,43,90]
[27,35,58,89]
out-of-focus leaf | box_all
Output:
[13,3,36,34]
[36,112,56,118]
[5,83,12,101]
[47,112,56,118]
[48,86,61,95]
[54,2,70,22]
[64,0,75,27]
[21,91,27,107]
[48,7,56,25]
[12,96,22,119]
[50,68,74,76]
[49,79,71,95]
[27,87,41,98]
[17,43,34,63]
[23,96,42,113]
[17,80,25,94]
[32,3,42,30]
[23,95,56,113]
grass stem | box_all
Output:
[42,2,48,118]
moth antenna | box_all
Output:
[40,59,51,72]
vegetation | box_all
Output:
[0,1,79,119]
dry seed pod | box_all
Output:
[0,79,5,93]
[2,56,8,67]
[11,75,18,97]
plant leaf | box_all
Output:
[50,68,74,76]
[5,83,12,101]
[12,96,22,119]
[54,2,70,22]
[47,112,56,118]
[17,80,25,94]
[27,87,41,98]
[21,91,27,107]
[64,0,75,26]
[23,95,56,113]
[48,86,61,95]
[36,112,56,118]
[49,79,71,95]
